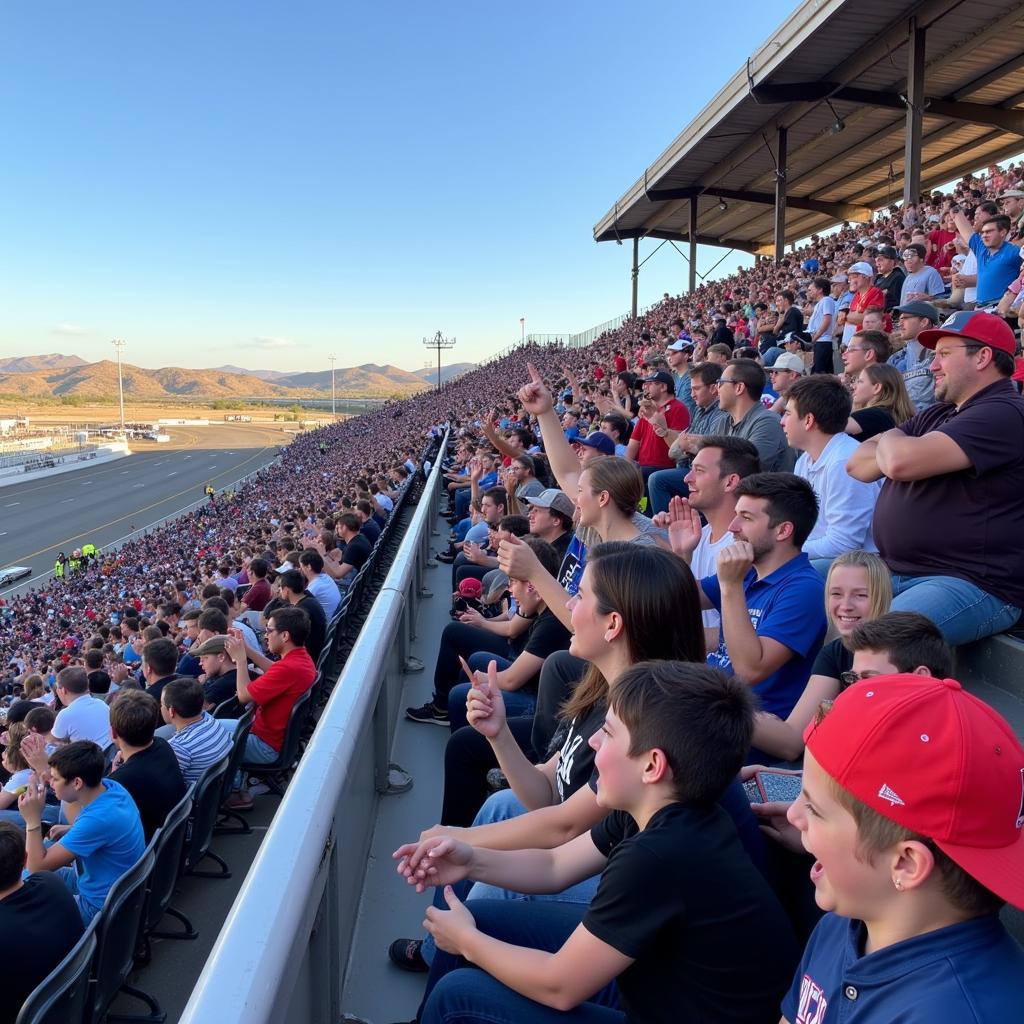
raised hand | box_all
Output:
[497,533,541,582]
[516,362,554,416]
[665,496,703,560]
[423,885,478,955]
[392,835,474,893]
[466,661,506,740]
[716,540,756,584]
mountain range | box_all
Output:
[0,354,478,400]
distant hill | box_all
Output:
[0,358,430,400]
[212,365,291,381]
[410,362,477,385]
[0,353,88,374]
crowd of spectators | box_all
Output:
[377,163,1024,1024]
[2,161,1024,1022]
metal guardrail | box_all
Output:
[178,430,447,1024]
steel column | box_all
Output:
[631,237,639,318]
[688,196,698,293]
[773,127,787,262]
[903,18,926,210]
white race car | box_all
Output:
[0,565,32,588]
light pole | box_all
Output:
[328,354,337,419]
[520,317,525,345]
[111,339,127,439]
[423,331,456,390]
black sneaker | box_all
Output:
[405,701,449,726]
[388,937,429,973]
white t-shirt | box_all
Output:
[52,694,112,748]
[306,572,341,621]
[692,524,734,630]
[2,767,31,794]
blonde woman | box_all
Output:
[752,550,891,761]
[846,363,917,439]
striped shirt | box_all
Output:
[169,712,233,785]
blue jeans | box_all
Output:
[0,804,61,829]
[419,900,621,1024]
[221,717,278,788]
[447,653,536,733]
[56,864,104,924]
[646,467,689,516]
[890,573,1021,646]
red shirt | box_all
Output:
[927,229,955,271]
[613,355,627,373]
[631,398,690,468]
[248,647,316,751]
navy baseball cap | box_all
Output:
[641,370,675,388]
[918,310,1016,355]
[573,432,615,456]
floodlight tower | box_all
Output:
[423,331,456,390]
[111,339,127,438]
[328,354,337,418]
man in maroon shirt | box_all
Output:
[627,371,690,505]
[240,557,272,612]
[848,311,1024,645]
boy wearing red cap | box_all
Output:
[783,675,1024,1022]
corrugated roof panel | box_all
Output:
[595,0,1024,248]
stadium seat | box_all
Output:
[14,919,98,1024]
[102,743,118,771]
[179,754,232,879]
[90,846,163,1024]
[144,785,199,944]
[214,703,256,835]
[211,695,245,720]
[240,687,312,796]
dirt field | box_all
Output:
[0,400,344,428]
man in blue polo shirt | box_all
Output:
[696,472,826,718]
[953,209,1019,305]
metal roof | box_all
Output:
[593,0,1024,256]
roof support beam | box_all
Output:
[903,19,926,208]
[643,185,873,222]
[753,83,1024,135]
[688,197,698,293]
[774,127,787,262]
[631,238,639,320]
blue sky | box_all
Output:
[0,2,791,372]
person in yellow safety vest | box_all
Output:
[67,557,80,573]
[54,558,64,579]
[81,542,97,562]
[204,484,215,499]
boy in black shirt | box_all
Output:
[395,661,798,1024]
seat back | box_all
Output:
[142,785,195,935]
[269,688,312,772]
[218,704,255,805]
[102,742,118,770]
[182,754,230,872]
[15,919,97,1024]
[90,846,156,1023]
[212,696,244,719]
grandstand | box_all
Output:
[3,2,1024,1023]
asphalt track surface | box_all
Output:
[0,422,285,590]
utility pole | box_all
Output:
[111,339,127,438]
[519,317,525,345]
[422,331,455,390]
[328,354,337,419]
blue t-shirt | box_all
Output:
[969,234,1021,304]
[782,912,1024,1024]
[60,778,145,911]
[701,552,826,718]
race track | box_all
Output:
[0,422,286,591]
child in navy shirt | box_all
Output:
[783,675,1024,1022]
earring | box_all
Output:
[892,877,903,891]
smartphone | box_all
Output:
[744,768,803,805]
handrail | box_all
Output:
[178,428,448,1024]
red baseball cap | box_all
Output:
[918,309,1017,355]
[804,675,1024,908]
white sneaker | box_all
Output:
[249,782,271,797]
